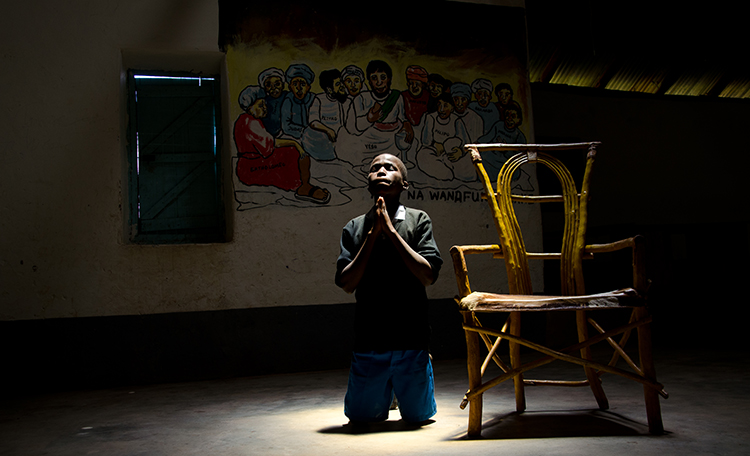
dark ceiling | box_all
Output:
[524,1,748,98]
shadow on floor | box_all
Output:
[318,419,436,435]
[450,409,664,440]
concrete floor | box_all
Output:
[1,347,748,456]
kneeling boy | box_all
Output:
[335,153,442,423]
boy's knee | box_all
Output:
[399,408,436,423]
[344,403,390,422]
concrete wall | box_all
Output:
[1,1,746,391]
[1,0,530,322]
[0,1,495,391]
[1,1,229,320]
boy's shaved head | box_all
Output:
[370,153,407,181]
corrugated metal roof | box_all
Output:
[720,77,750,99]
[525,1,747,99]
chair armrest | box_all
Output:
[452,244,503,255]
[450,245,502,298]
[584,236,638,254]
[585,235,648,294]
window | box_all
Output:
[126,71,225,244]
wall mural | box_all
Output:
[220,2,533,211]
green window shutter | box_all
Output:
[127,72,225,244]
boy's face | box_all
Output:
[368,154,407,198]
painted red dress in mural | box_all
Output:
[234,113,302,191]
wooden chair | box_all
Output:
[450,142,667,437]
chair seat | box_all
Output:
[458,288,643,312]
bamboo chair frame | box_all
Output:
[451,142,667,437]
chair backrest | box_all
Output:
[466,142,600,297]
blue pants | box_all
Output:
[344,350,436,423]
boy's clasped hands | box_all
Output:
[369,196,395,239]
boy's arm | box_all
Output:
[336,223,379,294]
[336,199,437,293]
[376,198,435,287]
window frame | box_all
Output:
[125,69,226,244]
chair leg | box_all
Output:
[635,307,664,434]
[463,311,483,437]
[509,311,526,412]
[576,310,609,410]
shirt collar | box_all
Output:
[366,204,406,221]
[394,204,406,220]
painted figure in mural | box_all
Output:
[479,100,526,144]
[341,64,367,136]
[234,85,331,204]
[279,64,316,141]
[426,73,452,114]
[336,60,413,166]
[468,78,500,136]
[450,82,484,144]
[494,82,515,123]
[401,65,430,128]
[336,153,442,426]
[302,68,348,161]
[416,92,474,182]
[257,67,287,137]
[341,64,366,98]
[478,99,527,180]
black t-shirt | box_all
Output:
[336,205,442,351]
